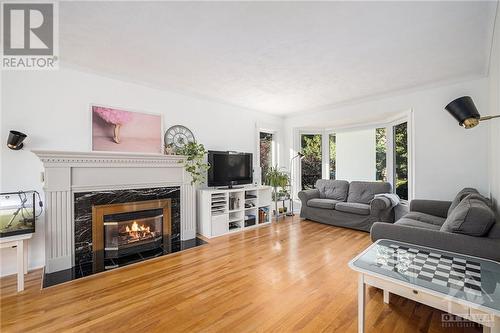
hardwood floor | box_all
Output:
[1,217,481,332]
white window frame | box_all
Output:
[296,129,327,192]
[387,114,414,203]
[256,126,280,185]
[293,109,414,202]
[326,132,336,180]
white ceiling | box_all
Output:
[60,1,497,116]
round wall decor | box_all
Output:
[164,125,196,150]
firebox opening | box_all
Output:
[104,209,164,258]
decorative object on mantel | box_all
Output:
[7,130,27,150]
[91,105,163,153]
[1,190,42,237]
[163,125,209,185]
[445,96,500,129]
[176,142,210,185]
[163,144,176,155]
[164,125,196,151]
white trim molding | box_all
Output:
[32,150,197,273]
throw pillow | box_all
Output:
[447,187,479,216]
[441,193,495,237]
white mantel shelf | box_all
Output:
[32,150,187,167]
[32,150,197,273]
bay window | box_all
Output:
[296,117,411,200]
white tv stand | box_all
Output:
[197,185,273,238]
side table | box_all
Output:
[0,233,32,292]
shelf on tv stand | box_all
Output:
[197,185,273,238]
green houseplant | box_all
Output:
[264,166,290,201]
[176,142,210,185]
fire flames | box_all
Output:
[125,221,153,240]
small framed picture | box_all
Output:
[91,105,163,153]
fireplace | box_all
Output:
[32,151,204,287]
[92,199,171,271]
[40,186,207,288]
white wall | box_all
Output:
[0,66,282,276]
[284,77,491,201]
[336,129,376,181]
[489,4,500,216]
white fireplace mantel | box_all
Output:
[32,150,197,273]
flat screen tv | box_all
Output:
[207,151,253,188]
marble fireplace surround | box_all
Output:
[32,150,196,273]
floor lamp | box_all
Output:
[286,152,304,216]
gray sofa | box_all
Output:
[371,188,500,262]
[298,180,394,231]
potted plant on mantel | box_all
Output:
[264,166,290,218]
[176,142,210,185]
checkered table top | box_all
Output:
[376,243,482,297]
[349,239,500,314]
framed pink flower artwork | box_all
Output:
[91,105,163,153]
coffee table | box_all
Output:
[349,239,500,333]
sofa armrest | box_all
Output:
[370,197,391,211]
[370,197,394,222]
[298,189,320,206]
[370,222,500,262]
[410,199,452,218]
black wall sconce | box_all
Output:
[7,130,27,150]
[445,96,500,129]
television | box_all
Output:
[207,151,253,188]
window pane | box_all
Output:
[375,128,387,181]
[393,122,408,200]
[335,129,376,181]
[301,134,322,190]
[259,132,273,184]
[329,134,336,180]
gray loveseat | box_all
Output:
[298,180,394,231]
[371,188,500,262]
